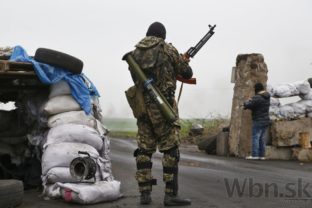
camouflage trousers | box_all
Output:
[135,101,181,194]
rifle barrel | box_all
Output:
[187,24,216,58]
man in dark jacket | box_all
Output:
[243,83,271,160]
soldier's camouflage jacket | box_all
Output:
[132,36,193,105]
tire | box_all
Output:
[197,135,217,151]
[0,180,23,208]
[34,48,83,74]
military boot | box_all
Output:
[140,191,152,205]
[164,164,191,206]
[164,194,191,206]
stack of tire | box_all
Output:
[34,49,120,204]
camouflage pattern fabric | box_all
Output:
[131,36,192,193]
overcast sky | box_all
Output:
[1,0,312,118]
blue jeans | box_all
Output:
[252,122,267,157]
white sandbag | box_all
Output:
[269,106,280,120]
[294,80,311,95]
[41,142,99,175]
[271,80,310,98]
[44,95,81,115]
[58,180,121,204]
[49,80,71,98]
[48,111,96,128]
[298,100,312,113]
[272,84,299,98]
[43,167,100,184]
[43,183,61,199]
[44,124,103,151]
[270,97,280,107]
[300,90,312,100]
[279,105,295,119]
[308,112,312,118]
[290,102,306,116]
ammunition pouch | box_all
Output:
[125,85,147,118]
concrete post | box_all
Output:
[229,54,268,157]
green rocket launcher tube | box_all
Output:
[122,52,177,122]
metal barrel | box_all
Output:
[123,52,177,122]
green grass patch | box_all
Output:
[103,115,229,142]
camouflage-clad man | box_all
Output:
[127,22,193,206]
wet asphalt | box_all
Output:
[21,138,312,208]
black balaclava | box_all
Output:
[254,83,264,94]
[146,22,166,40]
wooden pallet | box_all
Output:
[0,60,36,76]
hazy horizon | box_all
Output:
[1,0,311,118]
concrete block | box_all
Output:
[217,131,229,156]
[265,146,292,160]
[271,117,312,147]
[292,148,312,162]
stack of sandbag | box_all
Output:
[268,80,310,98]
[269,79,312,120]
[41,80,121,204]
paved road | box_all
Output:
[22,138,312,208]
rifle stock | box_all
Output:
[176,76,196,84]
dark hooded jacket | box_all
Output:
[244,91,271,126]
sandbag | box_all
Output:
[270,80,310,98]
[291,100,312,116]
[44,95,81,115]
[48,111,96,128]
[290,102,306,116]
[41,143,99,175]
[279,105,295,119]
[294,80,310,95]
[43,167,100,184]
[272,84,299,98]
[44,124,103,151]
[49,80,71,98]
[58,180,121,204]
[270,97,280,107]
[300,90,312,100]
[43,183,61,199]
[269,106,280,120]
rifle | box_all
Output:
[177,24,216,85]
[177,24,216,104]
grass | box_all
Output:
[102,118,137,138]
[103,114,229,144]
[180,115,229,144]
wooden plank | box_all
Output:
[0,60,34,72]
[0,71,36,76]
